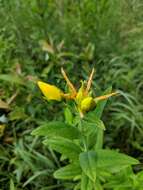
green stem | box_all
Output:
[78,117,88,152]
[94,128,104,150]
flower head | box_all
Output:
[37,68,118,117]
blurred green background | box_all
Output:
[0,0,143,189]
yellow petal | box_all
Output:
[37,81,63,101]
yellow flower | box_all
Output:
[37,81,63,101]
[37,68,118,117]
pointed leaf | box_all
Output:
[44,137,82,160]
[32,121,80,140]
[54,164,81,179]
[95,149,139,172]
[80,150,139,179]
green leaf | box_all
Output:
[0,74,24,85]
[81,173,93,190]
[94,180,103,190]
[95,149,139,172]
[9,179,16,190]
[54,163,81,179]
[137,170,143,181]
[79,151,97,182]
[23,170,51,187]
[32,121,80,140]
[64,107,73,125]
[43,137,82,160]
[83,112,105,131]
[9,107,27,121]
[80,150,139,178]
[74,183,81,190]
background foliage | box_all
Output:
[0,0,143,189]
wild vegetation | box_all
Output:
[0,0,143,189]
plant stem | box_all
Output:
[78,117,88,151]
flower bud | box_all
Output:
[80,97,95,112]
[37,81,63,101]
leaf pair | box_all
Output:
[32,121,82,161]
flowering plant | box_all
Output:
[32,68,139,190]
